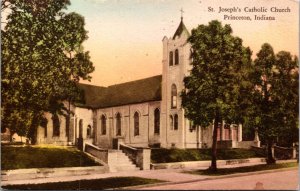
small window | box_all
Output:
[174,114,178,130]
[101,115,106,135]
[175,49,179,65]
[52,114,60,137]
[169,51,173,66]
[116,113,121,136]
[134,112,139,136]
[171,84,177,108]
[154,108,160,134]
[169,115,173,130]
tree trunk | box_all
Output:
[266,138,276,164]
[210,110,220,171]
[28,113,40,145]
[30,128,37,145]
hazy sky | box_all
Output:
[68,0,299,86]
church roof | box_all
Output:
[76,75,162,109]
[172,19,190,40]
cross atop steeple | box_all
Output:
[172,8,189,40]
[180,8,184,21]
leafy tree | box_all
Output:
[273,51,299,147]
[1,0,94,143]
[181,20,252,171]
[250,44,298,163]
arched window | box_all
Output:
[169,115,173,130]
[65,116,70,138]
[174,114,178,130]
[45,124,47,138]
[134,112,139,136]
[116,113,121,136]
[101,115,106,135]
[40,117,48,137]
[52,114,60,137]
[87,125,91,138]
[154,108,160,134]
[169,51,173,66]
[79,119,83,138]
[175,49,179,65]
[171,84,177,108]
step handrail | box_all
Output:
[119,143,138,151]
[85,142,108,151]
[274,145,294,150]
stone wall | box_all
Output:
[119,144,151,170]
[2,166,108,182]
[237,141,260,148]
[85,143,109,163]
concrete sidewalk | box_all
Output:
[1,160,297,187]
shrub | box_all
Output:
[151,148,266,163]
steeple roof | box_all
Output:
[172,18,190,40]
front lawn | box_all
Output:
[151,148,266,163]
[1,145,100,170]
[185,162,298,176]
[2,176,164,190]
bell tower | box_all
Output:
[161,14,192,148]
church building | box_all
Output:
[36,17,250,149]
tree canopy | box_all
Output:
[181,20,252,171]
[249,43,298,163]
[1,0,94,142]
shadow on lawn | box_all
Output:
[2,177,165,190]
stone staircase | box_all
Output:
[109,150,140,172]
[84,143,142,172]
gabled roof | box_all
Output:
[76,75,162,109]
[173,19,190,40]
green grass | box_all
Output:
[1,145,100,170]
[2,176,164,190]
[151,148,266,163]
[186,162,298,176]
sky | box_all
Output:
[67,0,299,87]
